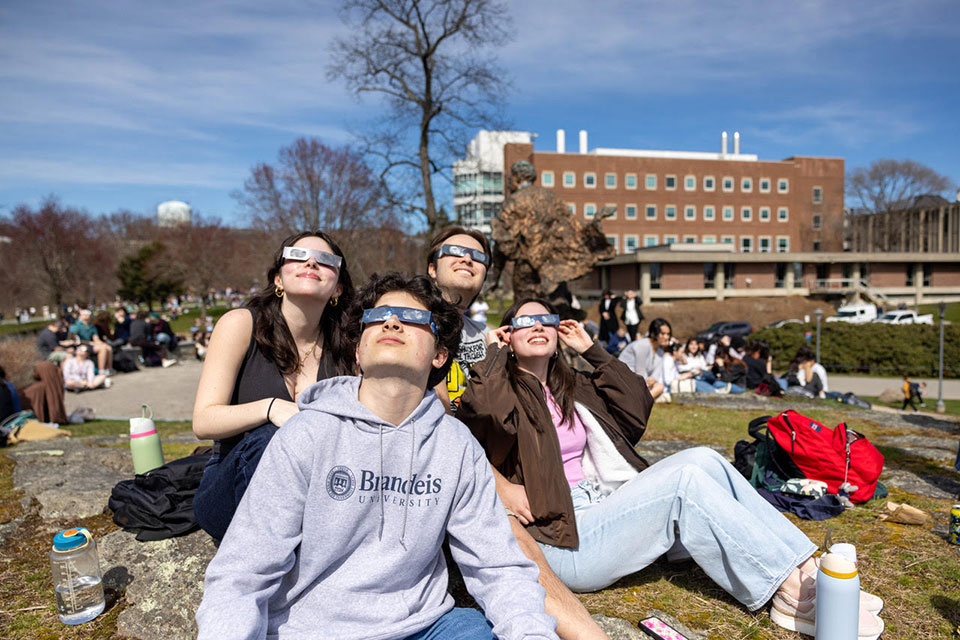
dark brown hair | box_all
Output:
[245,231,356,376]
[347,272,462,389]
[500,298,577,425]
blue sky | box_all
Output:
[2,0,958,226]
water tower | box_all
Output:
[157,200,192,227]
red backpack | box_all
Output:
[765,410,885,503]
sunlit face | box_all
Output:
[357,291,447,379]
[79,310,92,323]
[428,233,487,301]
[274,236,342,302]
[687,340,699,355]
[508,302,558,362]
[654,324,672,348]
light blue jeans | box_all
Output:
[537,447,817,611]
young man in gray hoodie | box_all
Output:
[196,273,557,640]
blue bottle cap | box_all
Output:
[53,527,91,551]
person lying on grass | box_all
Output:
[457,298,885,640]
[196,273,558,640]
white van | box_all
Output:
[825,303,878,324]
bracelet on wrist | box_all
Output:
[267,397,277,423]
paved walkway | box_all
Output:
[830,375,960,400]
[65,358,203,421]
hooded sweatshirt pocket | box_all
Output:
[279,582,414,636]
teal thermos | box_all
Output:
[129,404,164,474]
[815,551,860,640]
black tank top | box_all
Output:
[216,307,338,454]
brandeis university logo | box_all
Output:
[326,465,356,501]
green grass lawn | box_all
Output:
[0,320,46,337]
[918,302,960,325]
[168,305,230,335]
[4,408,960,638]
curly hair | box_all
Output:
[348,273,463,389]
[245,230,356,376]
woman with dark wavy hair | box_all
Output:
[458,298,884,639]
[192,230,356,540]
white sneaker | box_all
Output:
[162,359,177,368]
[103,378,113,388]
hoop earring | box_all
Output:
[274,286,284,298]
[330,296,338,307]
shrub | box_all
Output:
[0,337,41,389]
[754,323,960,378]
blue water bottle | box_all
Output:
[815,551,859,640]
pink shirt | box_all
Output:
[543,386,587,487]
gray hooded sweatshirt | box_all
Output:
[196,376,558,640]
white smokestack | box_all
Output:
[556,129,566,153]
[721,131,728,155]
[579,129,588,154]
[734,131,741,155]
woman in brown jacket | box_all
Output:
[458,299,884,638]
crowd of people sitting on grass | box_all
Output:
[185,227,886,640]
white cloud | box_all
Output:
[746,102,923,149]
[0,155,242,189]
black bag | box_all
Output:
[113,350,139,373]
[108,452,211,541]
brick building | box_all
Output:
[502,130,845,254]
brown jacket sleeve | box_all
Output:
[457,344,520,468]
[578,342,653,446]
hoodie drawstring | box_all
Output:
[378,423,385,541]
[399,419,415,550]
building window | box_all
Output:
[722,176,734,192]
[704,263,716,288]
[704,176,716,191]
[584,172,596,188]
[759,206,771,222]
[759,236,771,253]
[759,178,771,193]
[684,205,696,221]
[777,207,789,222]
[563,171,575,187]
[645,174,657,190]
[454,172,477,197]
[923,263,931,286]
[567,203,576,215]
[684,235,697,244]
[625,173,637,189]
[665,205,677,220]
[624,235,639,253]
[665,175,677,190]
[702,235,716,243]
[606,234,619,252]
[724,263,735,289]
[813,186,823,203]
[541,170,554,187]
[584,203,596,219]
[645,205,657,220]
[812,240,822,251]
[741,177,753,192]
[722,206,734,221]
[684,175,696,191]
[741,206,752,221]
[740,236,753,253]
[721,235,734,245]
[778,178,789,193]
[650,262,662,289]
[644,234,659,247]
[605,204,617,219]
[905,263,914,286]
[664,235,678,245]
[777,236,790,253]
[625,204,638,219]
[775,263,786,288]
[812,214,822,230]
[605,173,617,188]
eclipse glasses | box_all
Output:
[282,246,342,269]
[435,243,489,266]
[510,313,560,329]
[362,306,437,335]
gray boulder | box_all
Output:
[99,529,216,640]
